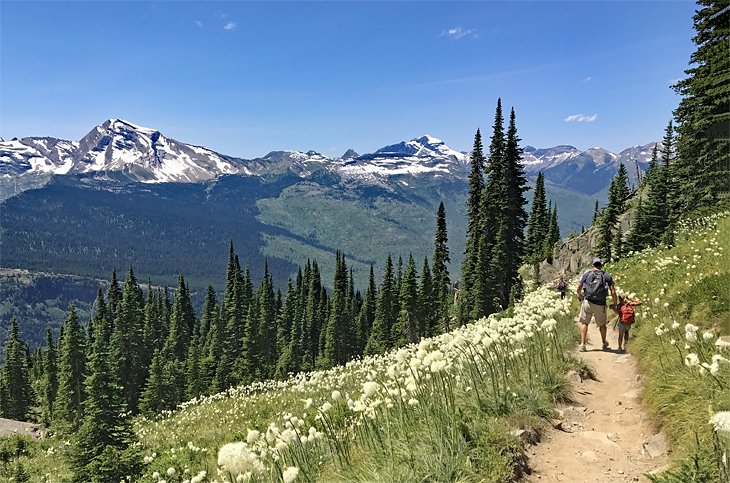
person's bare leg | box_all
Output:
[599,325,607,344]
[580,323,588,346]
[618,330,624,350]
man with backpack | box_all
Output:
[576,258,618,352]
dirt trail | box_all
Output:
[526,323,670,482]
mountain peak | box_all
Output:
[341,149,359,160]
[102,118,158,135]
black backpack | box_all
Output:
[583,270,608,303]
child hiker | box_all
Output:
[611,294,641,352]
[555,277,567,299]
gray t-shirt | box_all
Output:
[579,269,614,305]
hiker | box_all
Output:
[555,276,567,299]
[576,258,618,352]
[612,294,641,353]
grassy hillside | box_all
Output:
[604,211,730,480]
[4,286,586,482]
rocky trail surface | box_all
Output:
[526,323,670,482]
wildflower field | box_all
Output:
[12,284,582,482]
[606,211,730,480]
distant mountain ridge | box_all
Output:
[1,119,655,197]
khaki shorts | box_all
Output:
[579,299,608,326]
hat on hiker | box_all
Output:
[592,257,602,267]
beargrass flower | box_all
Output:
[363,381,379,398]
[711,412,730,434]
[685,353,700,367]
[283,466,300,483]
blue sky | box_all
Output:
[1,1,696,157]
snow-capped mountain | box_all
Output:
[0,119,655,196]
[521,142,655,194]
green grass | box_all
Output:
[603,211,730,478]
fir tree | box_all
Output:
[55,304,86,430]
[460,128,486,322]
[626,194,650,252]
[43,326,58,425]
[0,318,33,421]
[592,200,600,224]
[526,173,549,260]
[432,202,451,333]
[543,204,560,262]
[72,292,140,483]
[473,98,507,317]
[672,1,730,210]
[324,252,350,366]
[256,262,277,378]
[394,254,419,345]
[365,256,396,355]
[356,265,377,354]
[111,267,145,413]
[418,257,435,338]
[106,269,122,322]
[502,107,530,304]
[185,318,203,400]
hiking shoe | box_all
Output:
[579,344,587,352]
[602,341,609,351]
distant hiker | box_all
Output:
[576,258,618,352]
[612,294,641,353]
[555,277,567,299]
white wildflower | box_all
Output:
[685,353,700,367]
[282,466,300,483]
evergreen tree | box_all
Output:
[111,267,145,413]
[256,262,277,378]
[394,255,419,345]
[55,304,86,430]
[473,98,507,317]
[644,143,659,186]
[644,143,671,245]
[365,256,396,355]
[526,172,549,259]
[356,265,377,354]
[0,318,33,421]
[418,257,435,338]
[613,164,630,214]
[43,327,58,425]
[592,200,600,224]
[72,292,140,483]
[106,270,122,322]
[460,128,486,322]
[502,107,530,304]
[432,202,451,332]
[543,204,560,262]
[672,1,730,210]
[185,318,203,400]
[660,121,680,245]
[324,252,350,366]
[612,223,625,261]
[626,194,650,252]
[139,348,176,416]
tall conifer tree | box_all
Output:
[55,304,86,430]
[0,318,33,421]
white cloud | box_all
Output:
[441,27,479,40]
[564,113,597,123]
[194,20,203,27]
[584,76,592,82]
[223,21,237,30]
